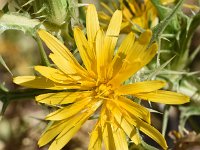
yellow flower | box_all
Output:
[120,0,158,30]
[14,4,189,150]
[99,0,199,32]
[99,0,160,32]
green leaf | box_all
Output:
[179,104,200,133]
[151,0,185,43]
[33,0,68,26]
[0,12,44,35]
[172,12,200,70]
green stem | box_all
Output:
[0,89,55,102]
[6,89,54,101]
[162,105,170,136]
[0,88,55,114]
[35,34,51,67]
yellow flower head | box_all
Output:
[120,0,158,30]
[99,0,160,31]
[14,4,189,150]
[99,0,180,32]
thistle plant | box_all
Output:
[0,0,200,149]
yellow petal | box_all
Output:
[49,53,77,74]
[104,10,122,67]
[98,11,111,21]
[48,101,101,150]
[38,120,68,147]
[102,117,116,150]
[106,10,122,37]
[112,123,128,150]
[95,29,106,80]
[38,30,76,63]
[121,21,130,32]
[34,66,74,84]
[98,104,129,150]
[100,2,114,15]
[108,32,135,79]
[38,30,87,75]
[122,4,133,20]
[49,54,92,82]
[45,98,91,120]
[86,4,100,48]
[13,76,79,90]
[109,30,156,87]
[124,114,168,149]
[116,96,150,123]
[108,61,141,87]
[88,121,102,150]
[73,27,96,75]
[138,29,152,45]
[113,43,157,86]
[36,91,92,105]
[108,104,141,145]
[110,104,167,149]
[139,42,158,68]
[48,113,89,150]
[116,80,166,95]
[124,30,153,63]
[135,90,190,104]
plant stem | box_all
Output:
[0,89,55,102]
[0,88,55,114]
[35,34,51,67]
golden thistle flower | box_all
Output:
[99,0,186,32]
[120,0,158,30]
[14,4,189,150]
[99,0,160,31]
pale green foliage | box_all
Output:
[0,12,42,35]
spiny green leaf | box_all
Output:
[171,11,200,70]
[151,0,185,43]
[0,12,44,35]
[33,0,67,26]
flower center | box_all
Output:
[95,84,113,98]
